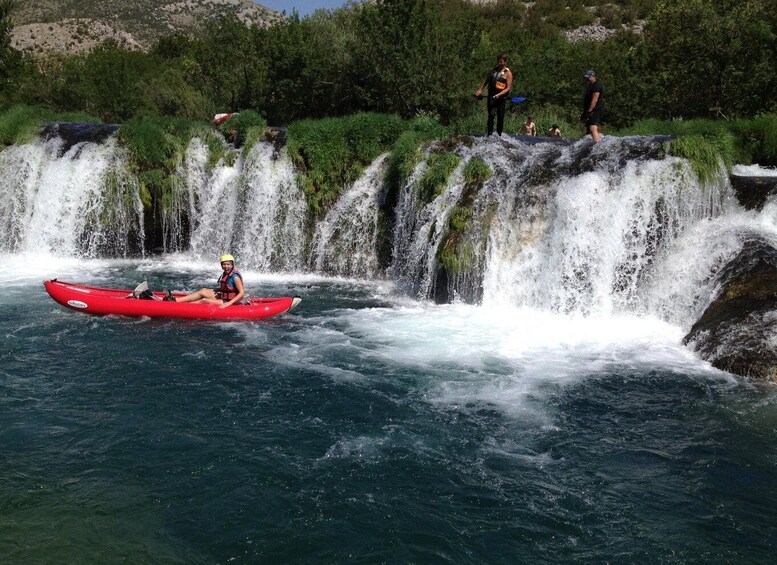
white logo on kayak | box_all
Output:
[67,300,88,309]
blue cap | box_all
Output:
[584,70,595,78]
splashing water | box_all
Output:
[182,139,306,270]
[233,142,306,271]
[0,137,142,257]
[388,136,756,324]
[310,154,388,277]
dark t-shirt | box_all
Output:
[583,81,605,111]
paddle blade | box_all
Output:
[130,280,149,299]
[133,281,149,293]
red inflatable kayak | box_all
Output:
[44,279,301,321]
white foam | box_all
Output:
[273,300,731,419]
[732,164,777,177]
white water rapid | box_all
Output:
[387,136,776,328]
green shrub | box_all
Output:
[669,132,736,184]
[616,115,777,170]
[385,115,449,194]
[437,238,474,275]
[730,113,777,166]
[117,115,206,171]
[463,157,492,185]
[419,150,460,203]
[218,110,267,151]
[448,205,472,232]
[287,113,407,213]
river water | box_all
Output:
[2,253,776,563]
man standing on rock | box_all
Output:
[581,70,604,142]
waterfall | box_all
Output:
[181,139,306,270]
[388,136,760,324]
[233,142,306,271]
[310,154,388,277]
[389,146,467,297]
[0,137,142,257]
[185,137,242,259]
[482,150,737,317]
[3,127,775,328]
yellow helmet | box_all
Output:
[219,254,235,263]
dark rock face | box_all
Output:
[730,174,777,210]
[684,237,777,381]
[41,122,120,156]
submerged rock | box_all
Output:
[684,237,777,381]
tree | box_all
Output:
[352,0,480,122]
[194,14,267,116]
[644,0,777,118]
[0,0,19,94]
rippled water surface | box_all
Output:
[1,256,776,563]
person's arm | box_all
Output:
[220,275,245,308]
[475,71,489,96]
[587,87,601,113]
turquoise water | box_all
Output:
[2,257,776,563]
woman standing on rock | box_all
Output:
[474,53,513,137]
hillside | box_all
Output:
[10,0,284,54]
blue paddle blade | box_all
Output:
[511,96,528,103]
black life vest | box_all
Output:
[488,67,511,96]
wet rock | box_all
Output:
[730,174,777,211]
[683,237,777,381]
[41,122,119,155]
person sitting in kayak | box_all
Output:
[164,254,245,308]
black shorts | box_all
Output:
[586,108,603,126]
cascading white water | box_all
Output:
[3,129,775,327]
[182,139,306,270]
[0,137,142,257]
[185,137,242,258]
[388,136,772,326]
[483,152,738,318]
[233,142,306,271]
[310,154,388,277]
[389,147,468,296]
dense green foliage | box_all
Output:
[286,113,406,213]
[384,116,450,196]
[2,0,774,129]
